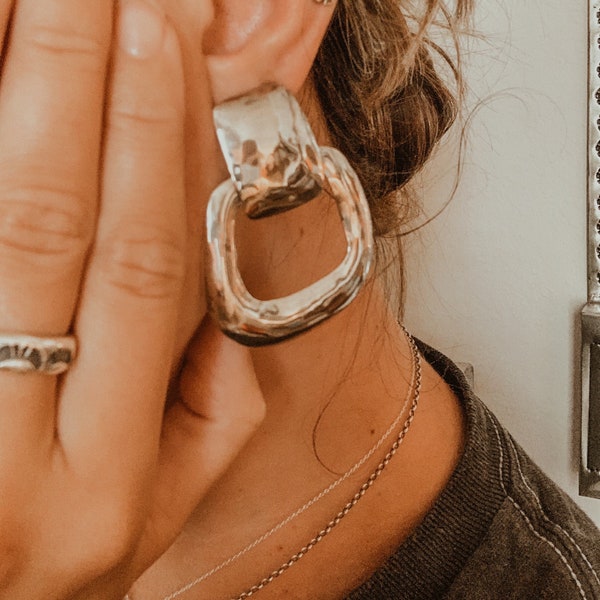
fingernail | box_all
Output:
[118,0,166,59]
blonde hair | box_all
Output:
[313,0,472,237]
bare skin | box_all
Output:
[129,53,465,598]
[0,1,464,599]
[130,287,465,599]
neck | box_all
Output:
[129,85,465,600]
[175,280,419,572]
[231,134,412,466]
[186,79,422,575]
[131,271,464,600]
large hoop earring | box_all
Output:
[205,84,374,346]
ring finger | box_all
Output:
[0,0,113,450]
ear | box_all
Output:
[203,0,335,103]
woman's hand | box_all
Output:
[0,1,265,598]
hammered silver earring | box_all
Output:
[205,84,373,346]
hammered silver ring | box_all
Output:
[0,334,77,375]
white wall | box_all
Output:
[403,0,600,523]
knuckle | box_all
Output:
[109,102,182,133]
[0,190,91,265]
[98,224,185,300]
[25,21,107,70]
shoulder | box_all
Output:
[447,419,600,599]
[347,341,600,600]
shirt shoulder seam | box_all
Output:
[483,403,596,599]
[505,435,600,591]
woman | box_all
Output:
[0,0,597,598]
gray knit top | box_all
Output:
[347,342,600,599]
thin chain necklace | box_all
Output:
[125,327,421,600]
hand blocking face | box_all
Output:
[0,1,336,598]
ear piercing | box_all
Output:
[206,84,373,346]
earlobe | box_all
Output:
[203,0,335,103]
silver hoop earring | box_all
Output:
[206,84,374,346]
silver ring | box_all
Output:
[0,334,77,375]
